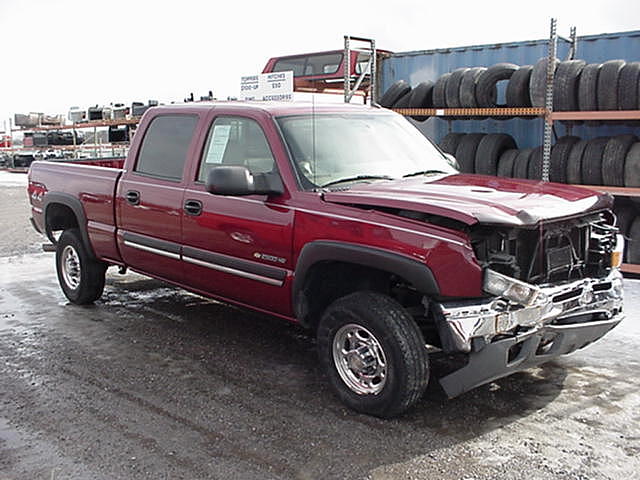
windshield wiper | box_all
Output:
[402,169,450,178]
[321,175,393,188]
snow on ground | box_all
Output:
[0,170,28,187]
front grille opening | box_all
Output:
[472,212,616,285]
[552,288,583,303]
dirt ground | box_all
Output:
[1,174,639,479]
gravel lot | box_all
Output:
[1,173,639,479]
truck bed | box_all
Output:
[29,160,124,262]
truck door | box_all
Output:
[181,113,294,315]
[116,113,200,283]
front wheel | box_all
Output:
[317,292,429,418]
[56,228,107,304]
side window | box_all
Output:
[197,117,275,182]
[135,115,198,180]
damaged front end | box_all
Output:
[432,211,625,398]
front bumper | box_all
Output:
[439,315,622,397]
[433,270,624,397]
[435,269,623,353]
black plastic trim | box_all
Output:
[293,240,440,317]
[439,316,622,398]
[122,232,181,255]
[183,246,286,281]
[42,192,96,259]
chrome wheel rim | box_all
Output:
[332,323,387,395]
[61,245,81,290]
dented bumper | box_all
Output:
[435,269,623,354]
[433,269,624,397]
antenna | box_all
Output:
[312,94,317,188]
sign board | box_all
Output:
[240,71,293,102]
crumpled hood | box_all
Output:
[322,173,612,226]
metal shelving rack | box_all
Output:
[4,117,140,162]
[390,19,640,274]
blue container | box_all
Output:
[381,30,640,148]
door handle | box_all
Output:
[125,190,140,205]
[184,199,203,216]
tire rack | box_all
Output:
[4,117,140,160]
[390,20,640,275]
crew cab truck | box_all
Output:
[28,102,625,418]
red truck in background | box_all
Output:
[28,102,624,417]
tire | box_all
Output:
[550,136,580,183]
[627,216,640,264]
[439,133,466,155]
[393,89,412,108]
[432,73,451,108]
[566,139,589,184]
[527,146,544,180]
[474,133,517,175]
[602,134,638,186]
[578,63,601,111]
[625,142,640,187]
[618,62,640,110]
[454,133,485,173]
[582,137,609,185]
[476,63,519,107]
[616,204,637,237]
[506,65,533,107]
[445,68,469,109]
[513,148,534,179]
[459,67,486,108]
[316,292,429,418]
[56,228,107,304]
[598,60,625,111]
[497,149,519,177]
[408,81,434,121]
[379,80,411,108]
[530,57,558,108]
[553,60,586,111]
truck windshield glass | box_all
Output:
[276,113,456,189]
[272,53,342,76]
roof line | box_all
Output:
[390,29,640,58]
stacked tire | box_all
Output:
[379,80,434,121]
[380,58,640,117]
[439,132,517,175]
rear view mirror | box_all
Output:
[206,166,284,196]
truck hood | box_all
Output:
[322,174,612,226]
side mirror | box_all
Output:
[443,153,460,171]
[205,165,284,196]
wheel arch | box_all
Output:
[43,192,97,260]
[292,241,440,328]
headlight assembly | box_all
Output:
[484,269,541,306]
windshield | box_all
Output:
[275,113,456,190]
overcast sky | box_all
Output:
[0,0,638,129]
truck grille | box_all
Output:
[472,212,617,285]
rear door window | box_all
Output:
[135,115,198,181]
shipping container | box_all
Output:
[380,30,640,147]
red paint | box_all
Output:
[28,103,610,321]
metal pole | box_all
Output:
[542,18,557,182]
[344,35,351,103]
[569,26,577,60]
[370,39,377,105]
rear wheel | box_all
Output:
[56,228,107,304]
[317,292,429,418]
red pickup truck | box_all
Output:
[28,102,624,417]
